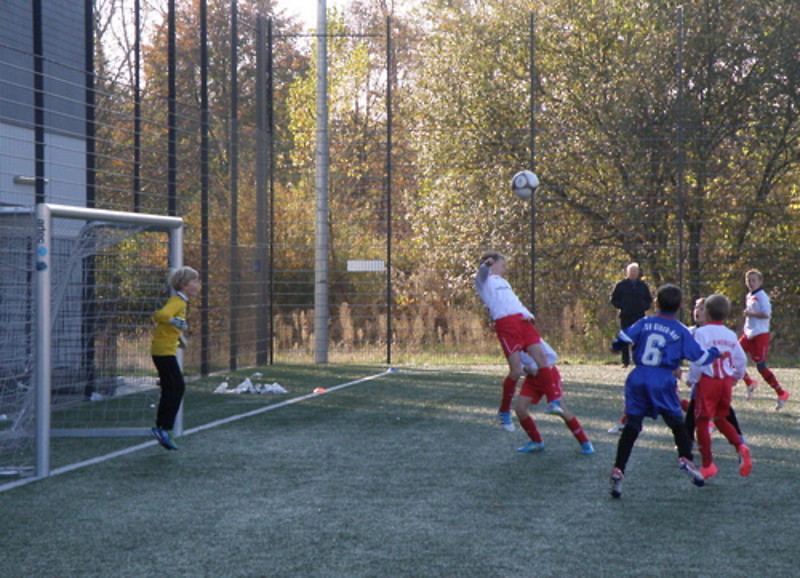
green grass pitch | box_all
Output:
[1,363,798,576]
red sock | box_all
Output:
[759,368,785,395]
[714,416,743,450]
[566,417,589,444]
[499,376,517,413]
[520,416,542,443]
[743,372,756,387]
[695,417,713,467]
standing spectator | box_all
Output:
[610,262,653,367]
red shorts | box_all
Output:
[519,366,563,403]
[494,314,541,358]
[693,375,734,420]
[739,332,770,363]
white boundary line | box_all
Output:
[0,368,396,493]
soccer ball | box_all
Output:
[511,170,539,201]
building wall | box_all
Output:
[0,1,89,402]
[0,0,87,207]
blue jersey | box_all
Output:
[613,313,716,370]
[613,313,720,418]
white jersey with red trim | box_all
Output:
[744,288,771,338]
[474,263,534,321]
[688,321,747,385]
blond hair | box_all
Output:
[745,268,763,281]
[167,266,199,292]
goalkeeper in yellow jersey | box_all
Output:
[150,266,200,450]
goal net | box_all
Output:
[0,208,37,478]
[0,204,182,480]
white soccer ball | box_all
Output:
[511,170,539,201]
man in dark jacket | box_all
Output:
[610,262,653,367]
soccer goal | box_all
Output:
[0,203,182,480]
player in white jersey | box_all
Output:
[474,252,553,433]
[684,297,745,445]
[688,294,752,479]
[739,269,790,410]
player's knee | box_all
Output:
[624,414,644,431]
[756,361,767,372]
[662,412,681,426]
[507,368,523,381]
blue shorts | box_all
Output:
[624,366,683,420]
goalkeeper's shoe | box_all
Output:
[497,411,515,432]
[580,441,595,455]
[678,457,704,487]
[517,441,545,453]
[151,427,179,450]
[609,467,624,499]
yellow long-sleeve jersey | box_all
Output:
[150,294,188,356]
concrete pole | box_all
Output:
[314,0,330,363]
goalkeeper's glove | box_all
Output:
[169,317,188,331]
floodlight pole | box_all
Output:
[228,0,240,372]
[200,0,211,377]
[33,0,45,205]
[529,12,537,315]
[167,0,177,216]
[314,0,330,363]
[676,6,686,293]
[385,17,393,365]
[255,15,271,366]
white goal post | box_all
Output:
[34,203,183,478]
